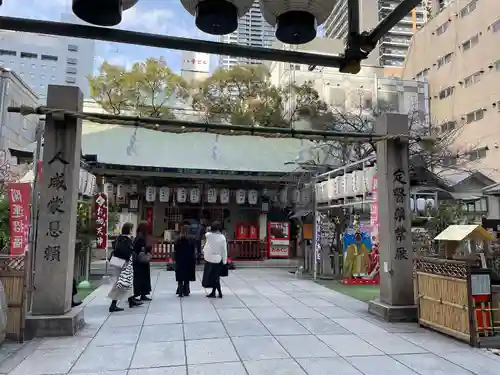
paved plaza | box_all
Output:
[1,268,499,375]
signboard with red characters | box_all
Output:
[94,193,108,249]
[8,183,31,255]
[268,221,290,258]
[181,51,210,73]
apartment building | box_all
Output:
[0,68,38,156]
[268,39,429,130]
[323,0,426,72]
[218,1,275,68]
[402,0,500,181]
[0,25,94,99]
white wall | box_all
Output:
[0,30,95,99]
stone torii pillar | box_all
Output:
[26,85,85,338]
[368,113,417,322]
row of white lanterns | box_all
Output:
[103,183,314,206]
[315,167,376,203]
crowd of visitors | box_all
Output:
[106,220,228,312]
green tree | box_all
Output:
[88,57,189,118]
[191,64,329,127]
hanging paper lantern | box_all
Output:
[86,175,96,197]
[103,182,113,196]
[190,188,201,203]
[326,179,335,200]
[248,189,258,205]
[352,171,363,195]
[220,188,230,204]
[259,0,335,44]
[207,188,218,203]
[416,197,426,213]
[116,184,125,199]
[337,175,345,198]
[159,187,170,202]
[364,166,376,193]
[301,188,311,205]
[332,177,339,199]
[181,0,255,36]
[145,186,156,202]
[410,198,415,212]
[426,198,435,211]
[72,0,139,27]
[279,188,288,205]
[344,173,354,198]
[177,187,187,203]
[236,189,246,204]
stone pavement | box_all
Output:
[1,268,500,375]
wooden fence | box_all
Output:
[0,255,26,342]
[415,257,472,344]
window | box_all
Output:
[41,54,58,62]
[460,0,477,17]
[440,121,456,133]
[496,60,500,71]
[416,68,430,80]
[66,66,77,74]
[68,44,78,52]
[464,71,483,87]
[437,53,452,68]
[443,156,458,166]
[65,76,76,84]
[436,21,449,36]
[0,49,16,56]
[465,109,484,123]
[51,76,56,81]
[439,86,454,99]
[67,57,77,65]
[20,52,37,59]
[491,19,500,33]
[468,147,488,161]
[462,34,479,51]
[40,74,45,80]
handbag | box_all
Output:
[109,256,126,269]
[138,250,152,264]
[116,261,133,289]
[220,262,229,277]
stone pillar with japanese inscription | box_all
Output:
[31,85,83,315]
[368,113,417,322]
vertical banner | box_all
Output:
[94,193,108,249]
[145,207,153,234]
[8,183,32,256]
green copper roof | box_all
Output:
[81,122,315,173]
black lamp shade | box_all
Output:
[195,0,238,35]
[276,11,317,45]
[72,0,123,27]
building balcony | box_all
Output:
[388,27,414,35]
[380,48,407,57]
[381,37,410,46]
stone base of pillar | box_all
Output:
[368,299,417,323]
[24,306,85,339]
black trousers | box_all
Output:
[176,281,190,295]
[73,279,78,297]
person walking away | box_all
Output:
[174,224,196,297]
[201,221,227,298]
[132,221,153,301]
[72,279,82,308]
[108,222,142,312]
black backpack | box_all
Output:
[111,235,132,260]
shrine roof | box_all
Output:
[81,122,317,174]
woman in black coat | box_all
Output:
[132,221,153,301]
[175,225,196,297]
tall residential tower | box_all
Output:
[324,0,426,70]
[218,1,275,69]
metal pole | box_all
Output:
[25,119,43,313]
[347,0,360,35]
[312,178,318,281]
[0,16,344,69]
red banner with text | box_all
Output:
[94,193,108,249]
[8,183,32,256]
